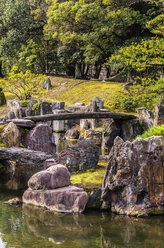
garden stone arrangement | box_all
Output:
[0,97,164,216]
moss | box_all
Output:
[136,125,164,139]
[0,142,7,148]
[71,167,106,186]
[150,210,164,215]
[21,100,30,107]
[32,102,39,111]
[43,77,128,112]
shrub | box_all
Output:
[0,66,46,100]
[21,100,30,107]
[136,125,164,139]
[120,96,138,112]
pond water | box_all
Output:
[0,189,164,248]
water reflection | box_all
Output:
[23,204,164,248]
[0,193,163,248]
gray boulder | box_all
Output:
[28,164,70,190]
[85,129,102,145]
[137,107,154,129]
[7,100,23,118]
[24,123,56,154]
[86,189,102,209]
[51,102,65,110]
[37,101,53,115]
[56,138,99,172]
[42,78,52,90]
[23,186,88,213]
[102,136,164,216]
[92,97,104,109]
[121,119,144,141]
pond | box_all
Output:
[0,189,164,248]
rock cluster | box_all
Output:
[23,164,88,213]
[56,138,99,172]
[102,136,164,216]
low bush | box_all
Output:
[136,125,164,139]
[120,96,138,112]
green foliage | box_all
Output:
[0,66,46,100]
[107,38,164,73]
[129,77,164,110]
[120,97,138,112]
[136,125,164,139]
[32,102,39,110]
[21,100,30,108]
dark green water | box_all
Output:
[0,189,164,248]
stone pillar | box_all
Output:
[52,110,69,132]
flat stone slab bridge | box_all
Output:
[0,112,137,128]
[24,112,136,122]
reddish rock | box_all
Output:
[23,186,88,213]
[102,136,164,216]
[65,127,80,140]
[28,164,70,190]
[24,123,56,154]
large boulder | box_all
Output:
[137,107,154,130]
[23,186,88,213]
[65,127,80,140]
[37,101,53,115]
[28,164,70,190]
[56,138,99,172]
[121,119,144,141]
[25,100,37,117]
[84,129,102,145]
[0,147,55,189]
[51,102,65,110]
[24,123,56,154]
[92,97,104,109]
[1,122,21,147]
[42,78,52,90]
[101,119,120,155]
[102,136,164,216]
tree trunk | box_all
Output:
[94,64,102,79]
[0,61,4,78]
[127,68,133,83]
[84,64,89,79]
[75,63,82,79]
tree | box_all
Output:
[0,0,33,75]
[0,66,46,100]
[45,0,159,78]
